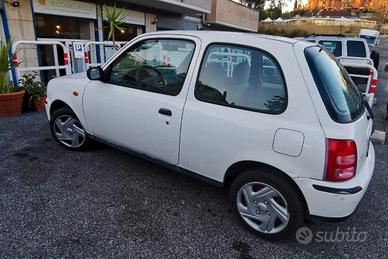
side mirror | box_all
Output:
[87,67,103,81]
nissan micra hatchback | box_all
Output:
[45,31,375,239]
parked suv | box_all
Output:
[302,34,379,69]
[46,31,375,239]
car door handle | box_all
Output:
[158,108,172,116]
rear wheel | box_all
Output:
[50,107,91,150]
[371,51,380,70]
[230,169,305,239]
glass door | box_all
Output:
[34,14,95,81]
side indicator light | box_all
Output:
[72,91,79,97]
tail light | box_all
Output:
[325,139,357,182]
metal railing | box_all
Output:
[339,56,374,67]
[345,63,378,107]
[84,41,126,69]
[12,40,72,81]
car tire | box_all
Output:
[230,168,305,239]
[50,107,91,151]
[371,51,380,70]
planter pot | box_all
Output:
[22,92,32,112]
[0,90,25,117]
[33,95,47,112]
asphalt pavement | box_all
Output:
[1,41,388,258]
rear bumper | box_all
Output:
[294,142,375,218]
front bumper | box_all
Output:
[294,143,375,218]
[45,97,52,121]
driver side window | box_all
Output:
[107,39,195,96]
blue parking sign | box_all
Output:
[73,43,84,59]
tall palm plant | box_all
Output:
[0,40,18,93]
[104,4,127,49]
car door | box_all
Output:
[83,36,199,165]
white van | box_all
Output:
[359,29,380,46]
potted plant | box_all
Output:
[18,72,46,112]
[0,39,24,117]
[104,4,127,50]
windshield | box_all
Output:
[360,35,377,45]
[305,46,364,123]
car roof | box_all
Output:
[304,35,365,41]
[359,29,379,36]
[143,30,299,45]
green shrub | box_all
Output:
[18,72,46,106]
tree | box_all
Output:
[103,4,127,49]
[269,0,276,9]
[239,0,266,11]
[293,0,298,11]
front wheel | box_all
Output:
[230,169,305,239]
[50,107,91,150]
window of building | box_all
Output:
[195,44,287,114]
[35,14,92,39]
[102,22,143,42]
[347,41,367,57]
[107,39,195,96]
[318,41,342,57]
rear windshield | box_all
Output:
[347,41,367,57]
[305,46,364,123]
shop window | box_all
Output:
[35,14,92,39]
[103,22,143,42]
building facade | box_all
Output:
[0,0,259,85]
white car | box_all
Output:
[45,31,375,239]
[301,34,379,69]
[359,29,380,47]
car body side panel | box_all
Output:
[179,37,326,183]
[45,73,91,130]
[294,41,373,179]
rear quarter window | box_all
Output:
[305,46,364,123]
[195,44,287,114]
